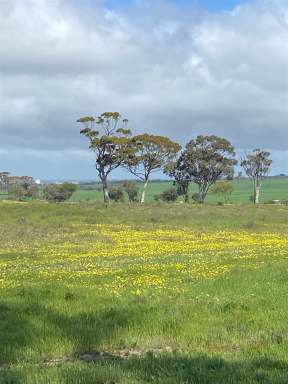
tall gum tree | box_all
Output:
[179,135,237,203]
[78,112,132,203]
[126,134,181,203]
[164,157,191,203]
[241,149,272,205]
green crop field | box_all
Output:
[70,178,288,204]
[1,202,288,383]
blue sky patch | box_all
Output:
[104,0,247,12]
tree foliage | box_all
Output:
[7,176,37,200]
[122,181,139,203]
[210,181,234,203]
[241,149,272,204]
[164,158,190,203]
[43,183,77,203]
[154,187,178,203]
[78,112,132,203]
[126,134,181,203]
[175,135,237,203]
[108,187,125,203]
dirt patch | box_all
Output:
[44,346,175,366]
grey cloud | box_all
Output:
[0,0,287,177]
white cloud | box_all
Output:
[0,0,287,177]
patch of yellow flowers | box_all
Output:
[0,224,287,295]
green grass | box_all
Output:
[1,202,288,383]
[70,178,288,204]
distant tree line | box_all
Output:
[0,111,273,205]
[78,111,273,205]
[0,173,38,200]
[0,173,77,203]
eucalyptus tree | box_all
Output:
[177,135,237,203]
[241,149,272,205]
[78,112,132,203]
[164,157,190,203]
[126,134,181,203]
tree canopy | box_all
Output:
[241,149,272,204]
[164,156,191,203]
[78,112,132,203]
[176,135,237,203]
[125,134,181,203]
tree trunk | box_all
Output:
[253,179,261,205]
[198,184,207,204]
[198,193,205,204]
[255,186,260,205]
[141,179,149,204]
[184,193,189,203]
[101,177,109,203]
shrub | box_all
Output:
[154,194,161,202]
[122,181,139,203]
[61,182,78,195]
[162,188,178,202]
[154,188,178,203]
[192,193,201,203]
[43,183,77,203]
[108,187,124,202]
[210,181,234,203]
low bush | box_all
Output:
[210,181,234,203]
[192,193,201,203]
[122,181,139,203]
[108,187,125,202]
[154,188,178,203]
[43,183,77,203]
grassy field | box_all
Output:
[70,178,288,204]
[0,202,288,383]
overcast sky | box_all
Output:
[0,0,287,179]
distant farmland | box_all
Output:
[70,178,288,204]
